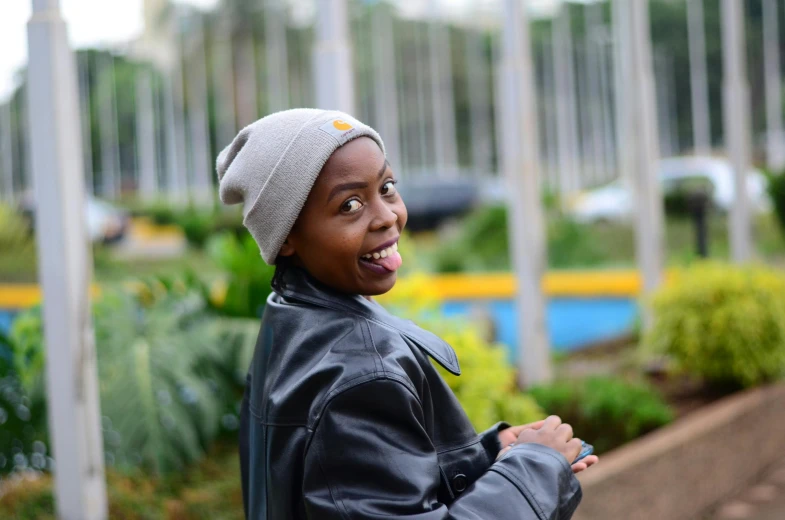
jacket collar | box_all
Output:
[276,266,461,375]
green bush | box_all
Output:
[3,288,258,476]
[0,204,37,282]
[174,209,215,249]
[642,262,785,388]
[432,205,610,272]
[529,376,674,454]
[207,232,275,318]
[769,171,785,240]
[379,274,543,430]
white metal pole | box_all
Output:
[542,39,559,191]
[265,0,290,112]
[26,1,107,518]
[77,52,94,196]
[97,52,119,199]
[314,0,355,114]
[163,74,183,204]
[763,0,785,171]
[465,28,493,179]
[552,5,580,196]
[687,0,712,155]
[212,14,237,148]
[428,1,458,177]
[0,102,14,201]
[722,0,753,262]
[499,0,551,387]
[585,3,606,184]
[597,33,616,183]
[235,31,259,127]
[185,14,212,205]
[135,69,158,201]
[371,4,402,171]
[618,0,665,297]
[655,51,673,158]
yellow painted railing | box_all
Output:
[0,270,674,309]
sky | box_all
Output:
[0,0,218,101]
[0,0,561,102]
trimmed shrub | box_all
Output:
[529,376,674,454]
[643,262,785,388]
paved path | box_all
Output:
[708,461,785,519]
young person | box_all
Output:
[216,108,597,519]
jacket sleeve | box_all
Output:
[302,378,582,519]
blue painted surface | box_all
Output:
[0,309,16,335]
[441,297,639,360]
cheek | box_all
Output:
[395,200,408,228]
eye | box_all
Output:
[341,199,363,213]
[381,180,398,196]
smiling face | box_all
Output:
[279,137,407,296]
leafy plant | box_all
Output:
[529,376,674,454]
[207,232,275,318]
[0,204,37,283]
[642,262,785,388]
[5,288,258,476]
[432,205,611,272]
[378,273,543,430]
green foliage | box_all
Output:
[0,204,37,282]
[0,442,245,520]
[429,320,543,430]
[642,262,785,388]
[379,274,542,430]
[529,376,674,454]
[174,209,215,249]
[4,288,258,476]
[206,232,275,318]
[432,205,609,272]
[768,171,785,240]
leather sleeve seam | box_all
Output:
[490,465,547,520]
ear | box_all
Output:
[279,237,296,257]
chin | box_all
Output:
[361,273,398,296]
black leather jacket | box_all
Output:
[239,267,582,519]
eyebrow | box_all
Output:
[326,159,391,203]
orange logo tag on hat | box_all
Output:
[319,117,357,140]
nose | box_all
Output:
[370,199,399,231]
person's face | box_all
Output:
[279,137,407,296]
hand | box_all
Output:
[496,416,599,474]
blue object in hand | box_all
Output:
[573,441,594,463]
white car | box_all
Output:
[19,193,129,244]
[568,156,771,223]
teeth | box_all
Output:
[363,242,399,261]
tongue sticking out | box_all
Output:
[374,251,403,272]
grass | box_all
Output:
[0,442,244,520]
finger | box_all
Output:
[495,445,513,462]
[571,462,588,474]
[541,415,562,432]
[567,437,582,461]
[507,419,546,436]
[582,455,599,467]
[556,423,574,441]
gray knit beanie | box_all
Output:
[216,109,386,264]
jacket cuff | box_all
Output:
[479,421,511,466]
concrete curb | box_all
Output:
[574,382,785,520]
